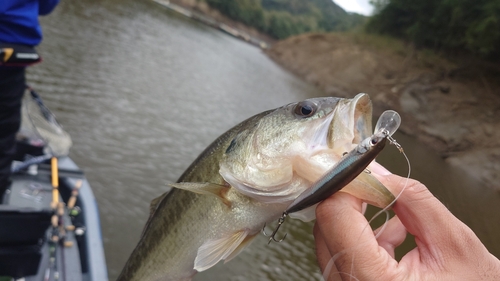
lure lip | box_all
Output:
[374,110,401,138]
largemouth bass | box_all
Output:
[117,93,395,281]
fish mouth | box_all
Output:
[327,93,395,208]
[327,93,373,153]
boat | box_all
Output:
[0,88,108,281]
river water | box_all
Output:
[30,0,500,280]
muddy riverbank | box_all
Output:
[265,33,500,190]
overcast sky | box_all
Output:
[334,0,374,16]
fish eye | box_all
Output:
[294,101,316,118]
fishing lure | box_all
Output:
[263,110,402,243]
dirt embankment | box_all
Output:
[265,33,500,190]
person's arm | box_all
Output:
[314,171,500,280]
[39,0,59,16]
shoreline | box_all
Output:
[152,0,275,49]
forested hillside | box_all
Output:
[368,0,500,59]
[204,0,366,39]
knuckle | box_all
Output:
[403,179,434,203]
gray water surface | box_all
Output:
[30,0,500,280]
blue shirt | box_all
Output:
[0,0,59,46]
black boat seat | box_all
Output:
[0,205,53,278]
[0,205,52,245]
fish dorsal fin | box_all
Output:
[139,191,170,240]
[194,229,249,272]
[149,192,169,217]
[169,182,231,206]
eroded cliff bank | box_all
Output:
[265,33,500,190]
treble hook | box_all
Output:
[262,212,288,244]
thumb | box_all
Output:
[315,191,399,280]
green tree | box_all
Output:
[205,0,366,40]
[368,0,500,58]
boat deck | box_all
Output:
[0,157,107,281]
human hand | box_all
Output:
[313,168,500,281]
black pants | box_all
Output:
[0,67,26,197]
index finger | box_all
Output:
[376,174,484,265]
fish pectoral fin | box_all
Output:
[224,233,258,263]
[342,172,395,208]
[194,229,250,272]
[169,182,231,206]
